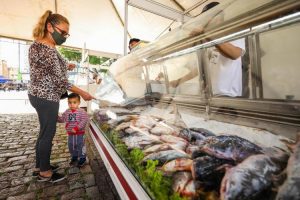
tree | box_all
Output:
[58,47,110,65]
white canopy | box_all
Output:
[0,0,215,56]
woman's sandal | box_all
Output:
[32,165,60,177]
[37,172,66,183]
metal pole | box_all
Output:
[54,0,57,13]
[124,0,129,56]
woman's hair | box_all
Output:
[33,10,69,39]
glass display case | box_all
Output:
[89,1,300,199]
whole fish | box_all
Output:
[192,155,233,188]
[199,135,263,163]
[160,135,188,152]
[186,144,201,155]
[143,143,171,155]
[150,124,173,136]
[179,128,215,143]
[276,137,300,200]
[162,158,193,172]
[142,150,190,165]
[115,122,131,131]
[132,115,158,129]
[150,122,180,136]
[172,172,192,194]
[122,135,160,150]
[220,154,286,200]
[181,180,198,197]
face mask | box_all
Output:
[51,28,66,45]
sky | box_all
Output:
[0,38,29,72]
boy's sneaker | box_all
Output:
[69,157,78,166]
[32,165,60,177]
[77,158,86,168]
[37,172,66,183]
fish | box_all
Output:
[220,154,286,200]
[131,115,158,129]
[186,144,201,155]
[107,115,133,127]
[142,150,190,165]
[143,143,171,155]
[192,155,234,188]
[162,158,193,172]
[115,122,131,131]
[276,136,300,200]
[179,128,215,143]
[150,123,177,136]
[122,134,161,150]
[172,172,192,194]
[199,135,263,163]
[180,180,198,197]
[160,135,188,152]
[160,135,188,144]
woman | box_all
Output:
[28,10,94,183]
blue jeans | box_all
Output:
[68,134,86,159]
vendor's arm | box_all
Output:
[216,42,243,60]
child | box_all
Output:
[58,93,89,167]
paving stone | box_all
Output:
[23,150,35,155]
[83,174,96,188]
[11,159,31,166]
[8,144,24,149]
[23,164,35,171]
[85,186,100,200]
[7,155,28,162]
[0,151,23,158]
[6,192,35,200]
[69,180,84,190]
[68,167,80,175]
[67,173,82,183]
[51,157,68,163]
[61,188,85,200]
[2,143,19,147]
[0,165,23,173]
[11,177,32,186]
[6,170,26,179]
[0,175,9,182]
[0,181,10,190]
[0,185,25,199]
[0,147,7,151]
[42,184,69,197]
[0,114,118,200]
[80,165,92,174]
[0,161,10,168]
[27,181,51,192]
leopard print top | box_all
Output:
[28,41,72,102]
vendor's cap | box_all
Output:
[202,2,220,13]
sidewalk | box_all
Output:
[0,114,119,200]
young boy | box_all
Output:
[58,93,89,167]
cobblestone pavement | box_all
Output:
[0,114,119,200]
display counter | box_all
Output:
[88,1,300,199]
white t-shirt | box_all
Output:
[209,39,245,97]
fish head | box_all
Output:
[220,167,242,200]
[179,128,192,141]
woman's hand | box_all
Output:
[67,63,76,71]
[81,91,95,101]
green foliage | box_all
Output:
[58,47,110,65]
[89,55,109,65]
[102,129,186,200]
[58,47,81,62]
